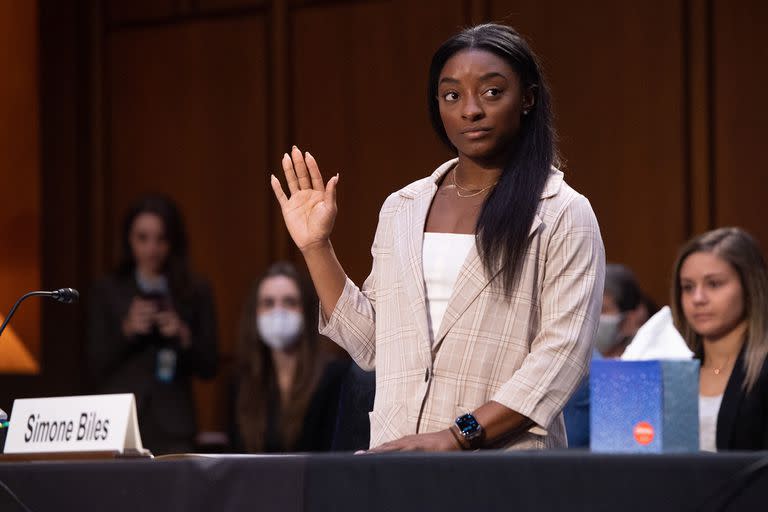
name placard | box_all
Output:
[3,393,148,456]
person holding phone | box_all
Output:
[87,195,218,455]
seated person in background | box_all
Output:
[232,261,348,453]
[671,227,768,451]
[88,195,218,455]
[597,264,655,358]
[564,263,653,447]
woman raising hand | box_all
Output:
[271,24,605,452]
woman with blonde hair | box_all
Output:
[671,227,768,451]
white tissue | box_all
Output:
[621,306,694,360]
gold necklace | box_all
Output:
[451,168,498,198]
[706,354,734,375]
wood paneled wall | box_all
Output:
[712,1,768,243]
[2,0,765,433]
[0,1,41,370]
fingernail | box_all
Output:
[305,151,311,159]
[292,145,298,151]
[270,174,276,180]
[283,153,289,160]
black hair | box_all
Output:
[604,263,643,313]
[428,24,558,291]
[117,194,193,300]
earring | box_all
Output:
[523,110,529,115]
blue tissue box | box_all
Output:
[590,359,700,453]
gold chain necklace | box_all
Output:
[451,168,498,198]
[707,354,734,375]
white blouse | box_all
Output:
[699,394,723,452]
[422,232,475,343]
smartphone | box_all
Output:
[141,291,171,312]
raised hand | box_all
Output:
[270,146,339,253]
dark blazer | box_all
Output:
[87,273,218,454]
[716,350,768,450]
[230,358,350,453]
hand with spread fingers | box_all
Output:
[270,146,339,253]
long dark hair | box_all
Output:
[117,194,193,300]
[428,24,558,290]
[670,227,768,392]
[236,261,322,452]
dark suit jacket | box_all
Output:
[230,358,350,453]
[717,351,768,450]
[87,273,218,454]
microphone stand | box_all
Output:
[0,288,79,428]
[0,291,55,338]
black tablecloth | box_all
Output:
[0,451,766,511]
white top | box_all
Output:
[422,232,475,343]
[699,394,723,452]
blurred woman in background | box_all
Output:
[233,261,348,452]
[596,264,655,359]
[88,194,218,455]
[671,227,768,451]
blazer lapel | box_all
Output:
[396,184,438,354]
[432,214,543,352]
[430,170,563,351]
[716,349,747,449]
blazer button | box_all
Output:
[424,368,430,382]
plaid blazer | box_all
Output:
[320,159,605,449]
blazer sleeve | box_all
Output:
[319,193,397,371]
[177,279,218,380]
[762,395,768,449]
[86,277,135,386]
[491,194,605,432]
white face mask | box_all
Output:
[257,309,304,351]
[595,313,624,353]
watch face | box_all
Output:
[456,414,480,435]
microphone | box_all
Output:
[50,288,79,304]
[0,288,80,337]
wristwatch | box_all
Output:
[452,413,485,450]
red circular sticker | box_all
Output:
[633,421,655,445]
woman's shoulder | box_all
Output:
[539,168,599,227]
[178,274,216,310]
[380,159,457,213]
[542,168,586,206]
[756,353,768,385]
